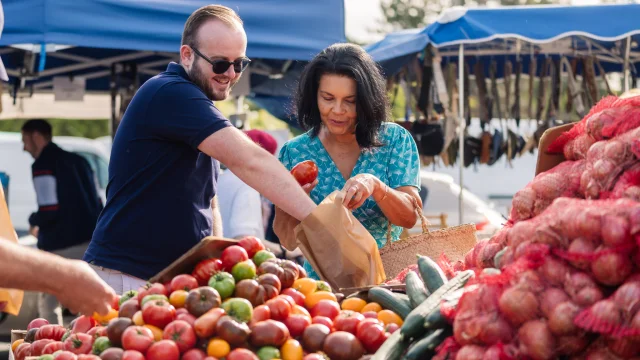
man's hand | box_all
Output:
[53,260,116,316]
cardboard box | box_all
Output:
[535,123,575,176]
[8,330,26,360]
[149,236,239,284]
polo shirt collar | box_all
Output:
[166,62,191,81]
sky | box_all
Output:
[345,0,604,45]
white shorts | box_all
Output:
[89,264,148,295]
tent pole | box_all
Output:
[624,36,631,93]
[458,44,465,225]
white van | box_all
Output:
[0,132,109,237]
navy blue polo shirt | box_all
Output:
[84,62,232,280]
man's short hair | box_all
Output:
[181,5,243,48]
[21,119,52,140]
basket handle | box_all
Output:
[384,196,430,248]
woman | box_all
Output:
[277,43,422,280]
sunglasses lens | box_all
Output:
[212,62,231,74]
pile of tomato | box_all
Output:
[12,236,402,360]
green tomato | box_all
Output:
[140,294,169,308]
[253,250,277,267]
[119,290,138,306]
[221,298,254,323]
[316,281,331,293]
[38,356,54,360]
[208,271,236,299]
[92,336,112,355]
[231,260,257,282]
[256,346,281,360]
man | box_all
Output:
[21,119,104,324]
[84,5,316,294]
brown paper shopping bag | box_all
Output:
[0,186,24,315]
[292,191,386,290]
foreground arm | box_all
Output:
[199,127,316,221]
[0,238,116,316]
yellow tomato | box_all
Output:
[341,298,367,312]
[315,280,332,293]
[132,311,144,326]
[360,302,383,313]
[377,309,403,326]
[207,338,231,358]
[304,291,337,310]
[169,290,188,308]
[281,339,304,360]
[11,339,24,352]
[144,324,163,341]
[292,278,318,296]
[93,308,118,325]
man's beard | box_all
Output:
[188,61,237,101]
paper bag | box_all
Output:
[273,206,300,252]
[0,186,24,315]
[293,191,386,290]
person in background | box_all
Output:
[83,5,316,294]
[21,119,104,324]
[275,43,422,280]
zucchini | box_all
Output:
[393,293,413,310]
[405,271,429,308]
[371,329,411,360]
[417,255,448,294]
[400,270,474,340]
[368,287,412,319]
[494,246,508,268]
[423,306,447,330]
[402,328,451,360]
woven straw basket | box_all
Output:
[379,202,478,280]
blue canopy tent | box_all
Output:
[364,28,429,76]
[0,0,346,128]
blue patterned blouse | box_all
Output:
[278,122,421,280]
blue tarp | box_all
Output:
[2,0,345,61]
[425,4,640,48]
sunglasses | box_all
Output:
[191,47,251,74]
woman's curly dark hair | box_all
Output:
[294,43,390,148]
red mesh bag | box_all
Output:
[509,160,586,223]
[432,336,461,360]
[438,253,466,280]
[580,127,640,199]
[384,263,420,284]
[548,95,618,156]
[601,162,640,202]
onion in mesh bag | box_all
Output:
[548,301,582,335]
[518,319,556,360]
[455,345,486,360]
[556,335,590,356]
[565,272,604,307]
[591,249,633,287]
[498,286,539,326]
[540,287,571,318]
[574,299,624,335]
[602,163,640,202]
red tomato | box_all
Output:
[282,288,306,307]
[86,326,107,340]
[284,314,312,338]
[146,340,180,360]
[278,294,297,308]
[182,348,208,360]
[121,326,154,353]
[42,341,65,354]
[250,304,271,328]
[71,315,97,334]
[333,310,365,335]
[238,236,266,258]
[111,295,121,311]
[362,311,378,319]
[54,351,79,360]
[226,348,259,360]
[177,312,197,326]
[171,274,199,292]
[36,324,66,341]
[357,323,387,353]
[163,320,197,353]
[192,258,223,286]
[312,316,334,331]
[14,342,31,360]
[385,323,400,334]
[221,245,249,271]
[176,307,190,316]
[310,300,340,320]
[137,283,168,307]
[142,299,176,329]
[122,350,145,360]
[266,297,292,322]
[291,160,319,186]
[27,318,49,331]
[356,318,383,335]
[76,355,101,360]
[30,339,54,356]
[64,333,94,355]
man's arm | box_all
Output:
[199,127,316,221]
[0,238,115,316]
[211,195,223,237]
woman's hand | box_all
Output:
[302,179,319,195]
[341,174,382,210]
